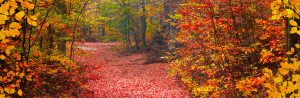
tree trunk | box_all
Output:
[58,34,67,54]
[140,0,147,47]
[101,26,105,36]
[132,28,139,50]
[163,0,172,51]
[126,11,132,48]
[47,25,54,55]
[39,36,43,51]
[82,26,87,37]
[89,25,92,37]
[56,2,67,54]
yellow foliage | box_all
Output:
[5,46,15,55]
[15,11,25,21]
[290,20,298,26]
[0,55,5,60]
[264,60,300,97]
[266,0,300,96]
[8,29,20,37]
[0,0,38,97]
[9,22,22,29]
[291,27,298,33]
[27,17,37,26]
[0,94,5,98]
[0,3,9,14]
[17,89,22,96]
[192,85,215,97]
[278,68,289,75]
[0,15,8,24]
[21,1,35,10]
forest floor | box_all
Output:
[74,42,189,97]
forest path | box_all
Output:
[74,42,189,97]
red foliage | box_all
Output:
[75,42,189,97]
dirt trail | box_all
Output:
[75,42,189,97]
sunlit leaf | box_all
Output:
[291,58,299,62]
[285,9,294,18]
[9,22,22,29]
[4,88,9,94]
[291,27,298,33]
[9,88,15,94]
[8,29,20,37]
[290,20,298,26]
[296,44,300,48]
[17,89,22,96]
[15,11,25,21]
[5,46,14,55]
[292,74,300,81]
[278,68,289,76]
[21,1,34,10]
[273,75,283,83]
[0,94,4,98]
[286,51,293,55]
[0,55,5,60]
[19,73,25,78]
[0,15,8,24]
[27,18,37,26]
[30,15,38,20]
[283,0,288,4]
[0,3,9,14]
[9,7,16,15]
[1,39,10,44]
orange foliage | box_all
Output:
[167,0,288,97]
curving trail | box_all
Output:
[75,42,189,97]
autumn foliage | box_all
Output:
[0,0,89,97]
[167,0,300,97]
[1,0,300,97]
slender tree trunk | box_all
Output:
[82,27,87,37]
[70,0,88,59]
[39,36,43,50]
[126,11,132,48]
[140,0,147,47]
[163,0,177,51]
[21,20,28,62]
[101,26,105,36]
[47,25,54,55]
[126,29,132,48]
[89,25,92,37]
[57,2,67,54]
[58,35,67,54]
[133,28,139,50]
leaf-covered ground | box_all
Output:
[75,42,189,97]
